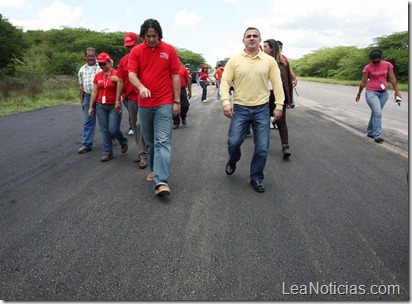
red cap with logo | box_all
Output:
[97,52,111,63]
[124,32,138,47]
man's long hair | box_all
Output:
[140,19,163,39]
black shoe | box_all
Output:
[225,161,236,175]
[250,180,265,193]
[182,119,186,125]
[282,147,291,159]
[367,134,374,139]
[375,137,384,143]
[173,124,179,129]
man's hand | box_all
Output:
[223,104,234,119]
[173,103,181,117]
[139,87,151,99]
[273,108,282,121]
[115,102,122,114]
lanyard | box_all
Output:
[373,62,382,77]
[103,69,112,97]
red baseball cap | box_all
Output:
[124,32,138,47]
[97,52,111,63]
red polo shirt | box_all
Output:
[179,65,190,88]
[93,69,117,105]
[128,40,180,107]
[116,53,139,101]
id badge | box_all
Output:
[102,96,106,104]
[380,83,385,90]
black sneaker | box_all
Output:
[173,124,179,129]
[375,137,384,143]
[225,161,236,175]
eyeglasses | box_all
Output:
[99,62,108,67]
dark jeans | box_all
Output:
[199,81,207,101]
[228,104,270,182]
[269,90,288,146]
[173,87,190,126]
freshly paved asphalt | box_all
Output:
[0,83,408,301]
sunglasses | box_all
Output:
[99,61,108,67]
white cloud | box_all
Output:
[37,1,83,22]
[8,1,92,31]
[125,5,134,16]
[173,9,202,30]
[0,0,30,9]
[246,0,409,59]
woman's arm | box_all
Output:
[355,72,369,102]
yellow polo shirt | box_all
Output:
[220,50,285,108]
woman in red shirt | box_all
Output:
[199,65,211,102]
[88,52,128,162]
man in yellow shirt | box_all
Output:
[220,27,284,193]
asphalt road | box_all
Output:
[0,82,408,301]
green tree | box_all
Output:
[369,31,408,82]
[176,48,206,69]
[0,15,29,97]
[0,14,27,72]
[293,31,408,84]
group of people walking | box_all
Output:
[77,21,401,197]
[77,19,182,197]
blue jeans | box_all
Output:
[228,104,270,182]
[200,81,207,101]
[216,82,221,100]
[139,104,173,187]
[365,90,388,139]
[96,103,127,155]
[82,93,96,149]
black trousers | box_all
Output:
[173,87,190,125]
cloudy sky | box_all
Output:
[0,0,408,66]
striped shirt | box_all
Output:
[78,63,101,94]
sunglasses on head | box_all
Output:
[99,61,108,67]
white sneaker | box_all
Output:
[203,99,207,103]
[128,129,134,135]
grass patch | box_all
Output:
[0,75,78,116]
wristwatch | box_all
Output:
[173,101,181,105]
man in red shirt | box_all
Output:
[115,32,148,168]
[173,57,192,129]
[128,19,181,196]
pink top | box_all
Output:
[363,60,393,91]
